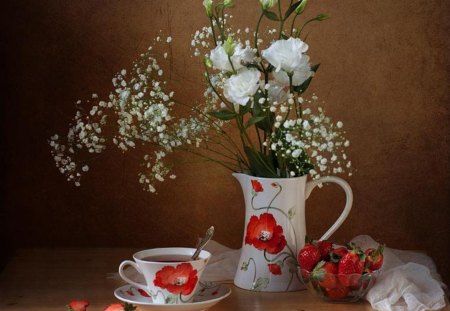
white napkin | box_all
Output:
[350,235,446,311]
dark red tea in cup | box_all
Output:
[141,254,192,263]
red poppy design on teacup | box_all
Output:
[251,179,264,192]
[153,263,198,295]
[245,213,287,254]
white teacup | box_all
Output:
[118,247,211,304]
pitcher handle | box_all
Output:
[305,176,353,240]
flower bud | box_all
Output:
[223,36,235,56]
[204,56,213,68]
[295,0,308,14]
[316,13,330,21]
[259,0,278,10]
[203,0,214,17]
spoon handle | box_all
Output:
[191,226,215,260]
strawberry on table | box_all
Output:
[311,261,338,289]
[103,303,136,311]
[365,244,384,272]
[67,300,89,311]
[298,243,321,278]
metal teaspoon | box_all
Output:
[191,226,215,260]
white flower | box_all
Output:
[223,68,261,105]
[262,38,312,86]
[210,44,255,72]
[272,62,312,86]
[292,149,302,158]
[259,0,278,10]
[264,81,288,103]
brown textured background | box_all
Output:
[1,0,449,285]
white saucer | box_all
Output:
[114,281,231,311]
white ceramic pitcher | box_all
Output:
[233,173,353,292]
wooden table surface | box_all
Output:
[0,248,447,311]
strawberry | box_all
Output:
[67,300,89,311]
[103,303,136,311]
[329,246,348,263]
[337,245,365,288]
[311,261,338,289]
[325,284,350,300]
[317,240,333,260]
[297,243,321,278]
[365,244,384,272]
[103,304,124,311]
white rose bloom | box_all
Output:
[224,68,261,106]
[261,80,289,103]
[210,46,230,71]
[262,38,309,72]
[233,45,256,67]
[272,58,312,86]
[210,44,256,72]
[262,38,312,86]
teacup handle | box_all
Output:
[118,260,148,291]
[305,176,353,240]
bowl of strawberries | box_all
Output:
[298,239,384,302]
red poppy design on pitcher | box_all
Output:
[245,213,287,254]
[153,263,198,295]
[268,263,282,275]
[251,179,264,192]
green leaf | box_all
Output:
[311,63,320,72]
[239,100,252,115]
[165,294,178,304]
[316,13,330,21]
[208,110,236,120]
[124,303,137,311]
[285,1,300,19]
[280,33,289,40]
[287,207,296,219]
[252,277,270,291]
[263,10,279,21]
[244,146,278,178]
[245,116,266,129]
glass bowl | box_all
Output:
[300,269,378,303]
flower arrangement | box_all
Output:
[49,0,352,193]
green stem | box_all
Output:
[254,13,264,56]
[227,55,237,74]
[209,17,218,46]
[267,184,282,212]
[290,13,299,37]
[178,146,236,171]
[263,250,292,263]
[299,18,317,38]
[204,64,232,108]
[278,1,285,39]
[286,272,294,291]
[288,74,299,119]
[255,126,263,153]
[248,257,257,290]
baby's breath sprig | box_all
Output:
[50,1,352,193]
